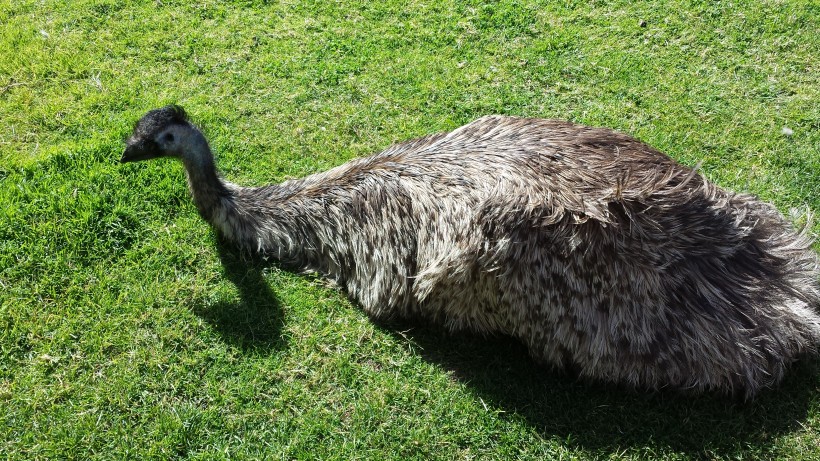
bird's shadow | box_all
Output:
[378,322,820,456]
[196,243,818,455]
[193,237,287,352]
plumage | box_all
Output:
[122,105,820,398]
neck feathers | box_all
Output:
[178,134,279,256]
[178,133,326,271]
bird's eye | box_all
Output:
[163,133,175,143]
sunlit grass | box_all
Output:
[1,0,819,459]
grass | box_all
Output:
[1,0,819,459]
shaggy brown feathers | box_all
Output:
[123,105,820,398]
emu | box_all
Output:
[122,105,820,398]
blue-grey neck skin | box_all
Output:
[177,126,230,223]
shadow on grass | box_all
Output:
[194,242,818,456]
[381,324,819,456]
[194,238,287,352]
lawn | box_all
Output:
[1,0,819,459]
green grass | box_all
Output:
[2,0,819,459]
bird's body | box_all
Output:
[123,106,820,397]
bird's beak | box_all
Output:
[120,141,160,163]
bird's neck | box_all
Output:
[177,134,327,270]
[180,137,230,224]
[178,135,273,255]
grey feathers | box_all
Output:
[125,109,820,398]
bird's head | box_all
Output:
[121,105,195,163]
